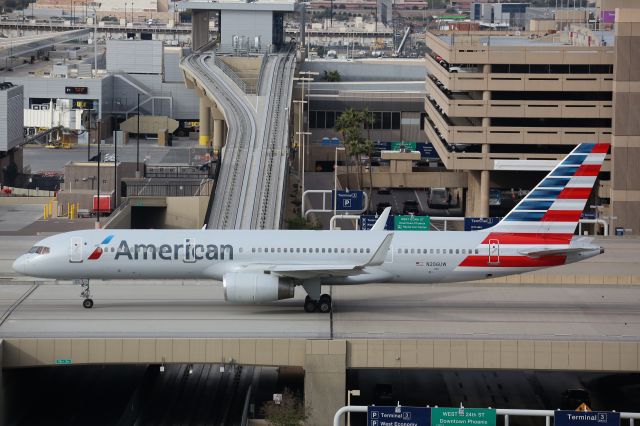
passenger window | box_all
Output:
[315,248,319,253]
[341,248,345,253]
[303,248,307,253]
[366,248,371,253]
[455,249,459,254]
[475,249,479,254]
[239,247,244,253]
[271,248,275,253]
[360,248,364,253]
[347,248,351,253]
[322,248,325,253]
[252,248,256,253]
[404,249,408,254]
[296,248,300,253]
[436,249,440,254]
[397,249,402,254]
[283,248,287,253]
[449,249,453,254]
[430,249,434,254]
[461,249,466,254]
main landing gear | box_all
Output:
[75,279,94,309]
[304,294,332,313]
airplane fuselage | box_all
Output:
[13,229,601,284]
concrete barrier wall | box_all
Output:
[0,196,50,205]
[471,273,640,286]
[163,196,209,228]
[4,338,639,372]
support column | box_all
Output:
[199,97,210,147]
[213,119,224,154]
[304,340,346,426]
[480,169,490,217]
[480,143,490,218]
[466,170,481,217]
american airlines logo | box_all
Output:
[88,236,234,261]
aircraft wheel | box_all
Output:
[83,298,94,309]
[318,294,332,313]
[304,299,317,313]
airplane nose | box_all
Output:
[12,255,29,275]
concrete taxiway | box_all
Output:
[1,234,639,341]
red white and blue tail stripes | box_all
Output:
[456,143,609,270]
[489,142,609,235]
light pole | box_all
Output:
[293,72,318,206]
[334,146,345,219]
[91,3,101,77]
[346,389,360,426]
[96,119,102,228]
[136,92,141,177]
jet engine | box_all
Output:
[223,272,295,303]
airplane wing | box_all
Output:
[236,233,394,280]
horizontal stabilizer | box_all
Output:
[519,247,596,258]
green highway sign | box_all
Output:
[55,359,72,365]
[432,408,496,426]
[394,215,430,231]
[390,142,417,151]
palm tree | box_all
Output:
[334,108,361,188]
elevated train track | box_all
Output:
[181,47,294,231]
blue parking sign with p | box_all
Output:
[367,406,430,426]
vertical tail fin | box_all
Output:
[489,143,609,237]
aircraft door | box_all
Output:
[70,237,83,263]
[183,238,196,263]
[488,239,500,264]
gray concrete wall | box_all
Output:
[302,60,427,82]
[106,40,164,75]
[220,10,273,49]
[0,84,23,152]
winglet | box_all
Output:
[371,207,391,231]
[362,233,394,267]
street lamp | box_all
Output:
[347,389,360,426]
[334,146,345,219]
[136,92,141,177]
[90,2,101,77]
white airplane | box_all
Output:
[13,143,609,313]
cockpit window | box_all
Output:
[28,246,50,255]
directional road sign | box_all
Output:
[431,407,496,426]
[555,411,620,426]
[391,141,417,151]
[367,406,430,426]
[360,214,395,230]
[464,217,501,231]
[332,190,364,211]
[394,215,430,231]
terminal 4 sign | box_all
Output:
[555,411,620,426]
[368,406,431,426]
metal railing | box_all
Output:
[123,179,214,197]
[211,52,256,94]
[334,406,640,426]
